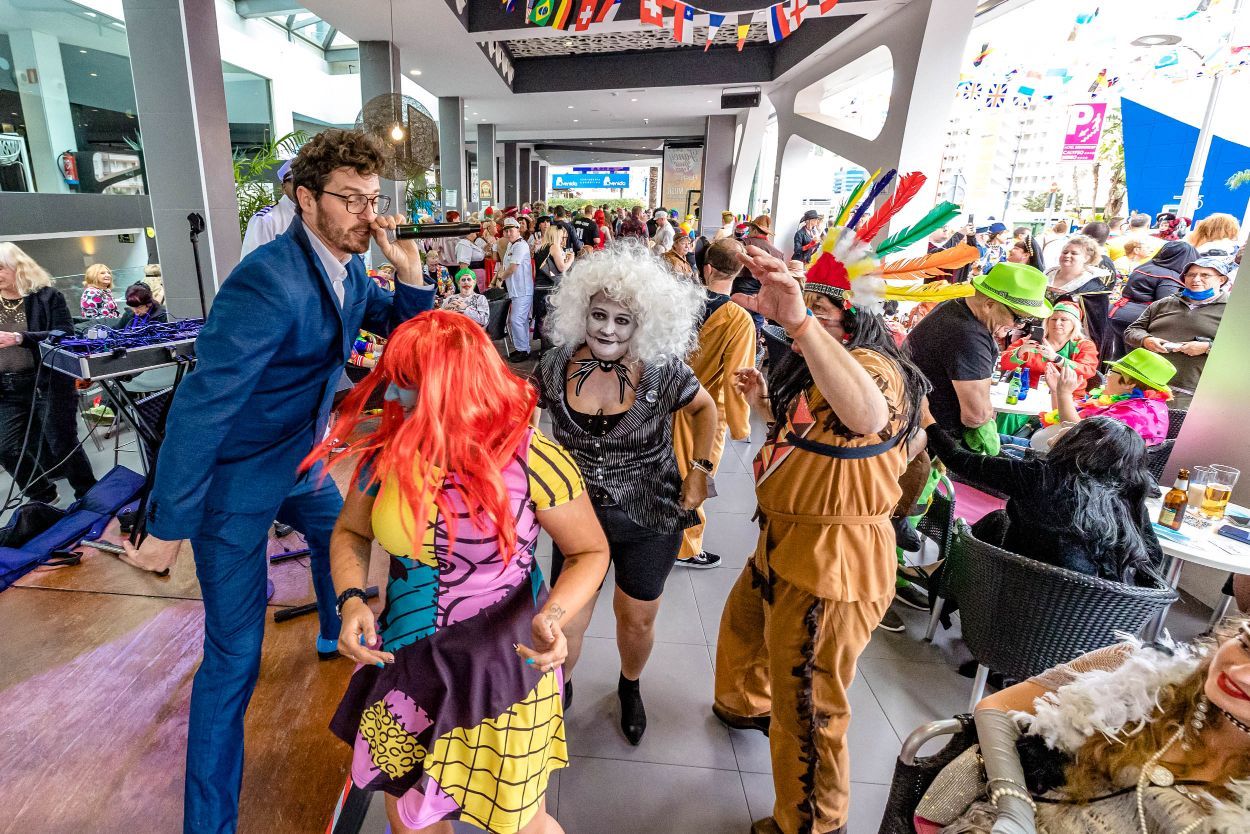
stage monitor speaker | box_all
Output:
[721,90,761,109]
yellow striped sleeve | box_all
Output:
[527,428,584,511]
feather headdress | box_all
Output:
[805,171,967,313]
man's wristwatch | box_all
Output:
[336,587,369,615]
[690,458,714,474]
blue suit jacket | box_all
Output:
[148,216,434,539]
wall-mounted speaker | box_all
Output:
[721,91,761,109]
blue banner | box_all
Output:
[551,172,630,190]
[1122,97,1250,221]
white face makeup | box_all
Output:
[585,291,637,362]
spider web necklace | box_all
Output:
[568,358,635,403]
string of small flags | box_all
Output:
[512,0,842,51]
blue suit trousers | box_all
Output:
[182,473,343,834]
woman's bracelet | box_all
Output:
[988,782,1037,812]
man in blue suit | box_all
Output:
[122,129,434,833]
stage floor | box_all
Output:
[0,504,387,834]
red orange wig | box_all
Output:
[302,311,538,559]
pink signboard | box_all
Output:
[1061,102,1108,162]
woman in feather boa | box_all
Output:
[920,620,1250,834]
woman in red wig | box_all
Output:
[309,311,609,834]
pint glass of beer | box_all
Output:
[1201,465,1240,519]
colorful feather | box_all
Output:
[855,172,927,244]
[833,169,877,227]
[880,243,979,282]
[874,201,963,256]
[884,281,975,303]
[845,168,896,231]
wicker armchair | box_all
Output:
[945,523,1178,710]
[1166,408,1188,440]
[876,716,977,834]
[1146,439,1176,483]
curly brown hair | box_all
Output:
[290,129,385,214]
[1064,618,1250,805]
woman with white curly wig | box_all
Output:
[535,241,718,746]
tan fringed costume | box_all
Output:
[672,294,756,559]
[715,348,907,834]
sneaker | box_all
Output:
[508,351,531,363]
[892,516,922,552]
[675,551,721,569]
[877,608,906,633]
[894,581,930,611]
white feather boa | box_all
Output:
[1016,636,1250,830]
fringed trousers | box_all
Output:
[714,556,890,834]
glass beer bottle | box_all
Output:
[1158,468,1189,531]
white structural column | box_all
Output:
[122,0,239,315]
[9,29,78,194]
[438,97,466,215]
[359,41,404,214]
[729,105,769,215]
[699,115,736,238]
[476,122,497,210]
[768,0,977,251]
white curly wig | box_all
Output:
[543,240,703,364]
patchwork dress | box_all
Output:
[330,428,583,833]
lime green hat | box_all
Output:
[454,267,475,281]
[1107,348,1176,396]
[972,262,1053,319]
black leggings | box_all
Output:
[551,502,682,602]
[0,373,96,500]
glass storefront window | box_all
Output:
[0,0,143,195]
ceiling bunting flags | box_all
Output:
[593,0,621,23]
[819,0,839,14]
[678,2,696,43]
[983,82,1008,108]
[972,42,991,68]
[705,13,725,51]
[639,0,664,27]
[573,0,598,30]
[768,3,793,43]
[551,0,573,29]
[528,0,554,25]
[736,12,752,50]
[790,0,809,30]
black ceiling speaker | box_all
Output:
[721,90,761,109]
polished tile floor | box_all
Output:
[353,421,1214,834]
[1,411,1212,834]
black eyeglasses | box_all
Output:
[322,190,391,215]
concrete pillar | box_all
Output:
[730,106,768,213]
[476,122,497,209]
[437,96,466,215]
[699,115,735,238]
[502,141,519,207]
[530,158,541,205]
[768,0,976,254]
[519,147,532,206]
[122,0,238,316]
[359,40,403,264]
[539,163,548,201]
[9,30,78,194]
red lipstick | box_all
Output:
[1218,672,1250,701]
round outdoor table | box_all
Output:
[990,381,1050,416]
[1143,498,1250,639]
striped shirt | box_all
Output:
[537,346,700,534]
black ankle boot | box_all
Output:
[618,674,646,745]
